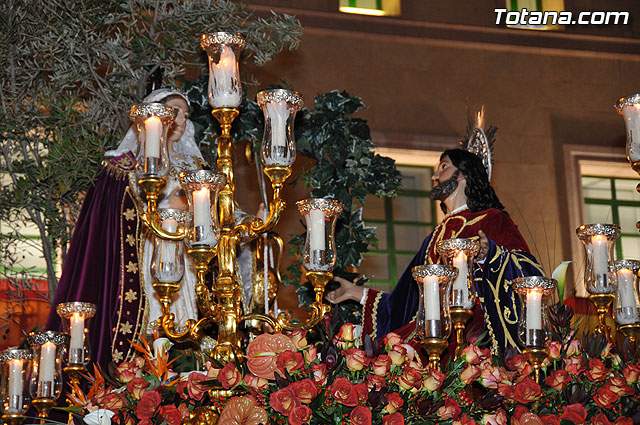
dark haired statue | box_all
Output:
[328,123,544,355]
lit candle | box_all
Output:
[452,250,469,305]
[69,312,85,352]
[617,268,637,309]
[592,234,609,278]
[38,341,56,390]
[8,358,23,411]
[161,218,178,262]
[424,275,441,322]
[193,187,211,229]
[308,209,326,252]
[525,289,542,345]
[622,104,640,163]
[209,45,241,108]
[144,116,162,158]
[267,101,289,148]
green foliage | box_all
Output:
[0,0,301,296]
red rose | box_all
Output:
[126,378,150,400]
[614,418,634,425]
[373,355,392,377]
[437,398,461,420]
[513,376,541,404]
[539,415,561,425]
[269,387,300,416]
[350,406,372,425]
[388,344,407,366]
[159,405,182,425]
[594,386,618,409]
[311,364,327,386]
[354,382,368,403]
[176,380,188,399]
[398,366,422,390]
[382,332,402,349]
[497,383,514,400]
[115,361,142,383]
[559,403,587,424]
[461,345,485,365]
[218,363,242,390]
[277,350,305,375]
[423,367,446,392]
[384,393,404,414]
[454,414,478,425]
[337,323,355,342]
[512,354,532,376]
[545,370,570,391]
[480,366,507,389]
[460,364,481,385]
[592,413,613,425]
[482,409,507,425]
[623,364,640,383]
[101,393,125,411]
[330,377,359,407]
[512,406,530,422]
[586,358,609,382]
[135,390,161,420]
[289,330,308,349]
[547,341,562,359]
[290,379,318,404]
[345,348,370,371]
[564,356,586,376]
[187,372,210,400]
[366,374,387,391]
[288,405,312,425]
[383,412,405,425]
[243,373,268,391]
[303,345,318,364]
[607,376,634,396]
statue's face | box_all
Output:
[430,155,460,201]
[165,96,189,144]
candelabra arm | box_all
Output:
[275,271,332,331]
[160,315,211,342]
[141,213,188,241]
[241,313,282,332]
[589,293,615,340]
[211,108,240,139]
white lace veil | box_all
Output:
[105,88,203,161]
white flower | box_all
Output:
[84,409,115,425]
[153,337,174,359]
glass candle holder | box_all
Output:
[437,238,480,309]
[297,199,343,272]
[200,32,246,109]
[613,259,640,325]
[412,265,457,340]
[130,103,177,178]
[27,331,68,400]
[0,349,32,416]
[615,94,640,165]
[576,223,620,294]
[512,276,557,347]
[257,89,303,167]
[55,302,96,367]
[179,170,226,248]
[151,209,188,283]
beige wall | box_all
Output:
[239,1,640,307]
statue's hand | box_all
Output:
[325,276,365,304]
[477,229,490,261]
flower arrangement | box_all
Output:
[68,305,640,425]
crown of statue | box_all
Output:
[459,104,497,181]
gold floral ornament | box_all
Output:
[217,396,268,425]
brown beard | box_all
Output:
[429,170,460,201]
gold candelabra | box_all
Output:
[522,346,548,384]
[449,307,473,360]
[589,293,616,339]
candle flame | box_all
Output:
[145,116,162,126]
[454,250,467,262]
[218,45,236,70]
[592,234,607,244]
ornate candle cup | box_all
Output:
[0,349,32,425]
[613,259,640,342]
[55,302,96,370]
[151,209,189,315]
[258,89,303,167]
[130,103,177,179]
[577,223,620,337]
[513,276,556,384]
[615,93,640,170]
[298,198,343,273]
[201,32,245,109]
[179,170,226,249]
[27,331,69,419]
[412,264,457,370]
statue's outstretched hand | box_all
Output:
[326,276,365,304]
[478,230,490,261]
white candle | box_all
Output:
[592,235,609,278]
[622,105,640,163]
[8,358,23,409]
[38,341,56,387]
[144,116,162,158]
[308,209,326,251]
[161,218,178,262]
[453,250,469,290]
[210,45,241,108]
[69,312,85,352]
[193,188,211,229]
[617,268,637,309]
[267,101,289,148]
[526,290,542,345]
[424,276,441,321]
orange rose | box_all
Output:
[437,398,461,420]
[623,364,640,383]
[592,413,613,425]
[401,344,416,361]
[366,374,387,391]
[187,372,211,400]
[512,354,532,376]
[126,377,150,400]
[513,376,541,404]
[243,373,268,391]
[269,387,300,416]
[218,363,241,390]
[482,409,507,425]
[566,339,581,356]
[594,386,618,409]
[461,345,484,365]
[290,379,318,404]
[422,368,445,392]
[563,356,586,376]
[101,393,125,411]
[559,403,587,424]
[384,393,404,414]
[586,358,609,382]
[345,348,370,371]
[382,412,405,425]
[497,383,514,400]
[547,341,562,360]
[311,364,327,386]
[159,405,182,425]
[460,364,481,385]
[277,350,305,375]
[373,355,392,376]
[545,370,570,391]
[453,414,477,425]
[388,345,407,366]
[288,405,312,425]
[289,330,308,349]
[337,323,355,341]
[115,361,142,383]
[135,390,161,420]
[350,406,372,425]
[480,366,508,389]
[398,366,422,390]
[382,332,402,349]
[607,376,634,396]
[303,345,318,364]
[331,377,359,407]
